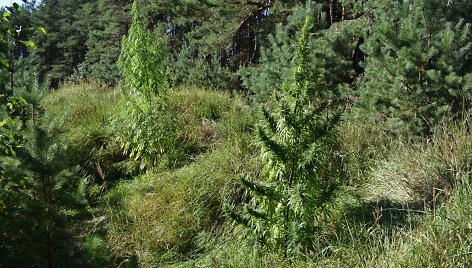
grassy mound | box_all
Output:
[101,87,258,266]
[41,82,471,267]
[42,82,258,266]
[179,122,471,268]
[42,81,125,186]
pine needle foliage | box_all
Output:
[12,118,80,267]
[356,0,472,136]
[226,16,341,256]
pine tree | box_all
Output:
[239,21,295,101]
[225,16,341,256]
[240,1,366,102]
[32,0,89,87]
[355,0,472,135]
[1,33,83,264]
[82,0,132,84]
[12,111,88,267]
[17,124,66,268]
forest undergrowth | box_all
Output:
[1,0,471,267]
[34,81,470,267]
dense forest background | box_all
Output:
[1,0,471,267]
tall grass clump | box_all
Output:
[402,174,472,267]
[365,121,471,206]
[319,119,471,267]
[338,117,400,184]
[327,121,470,268]
[325,176,472,268]
[41,81,130,191]
[99,88,258,267]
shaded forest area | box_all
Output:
[1,0,471,267]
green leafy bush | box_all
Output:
[226,17,342,256]
[115,0,176,168]
[117,0,168,98]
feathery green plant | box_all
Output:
[115,0,175,168]
[225,16,341,256]
[117,0,168,98]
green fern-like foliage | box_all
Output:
[115,0,175,168]
[226,16,341,256]
[116,96,177,168]
[117,0,168,98]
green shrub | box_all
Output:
[226,17,342,256]
[115,0,173,168]
[117,0,168,98]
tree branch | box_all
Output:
[243,1,271,9]
[342,8,372,22]
[235,0,273,32]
